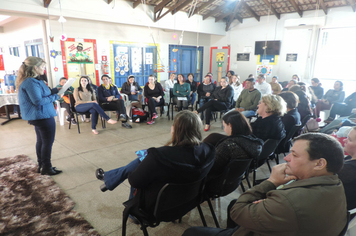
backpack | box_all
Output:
[131,107,149,123]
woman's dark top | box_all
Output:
[294,90,313,120]
[282,108,301,135]
[207,134,263,178]
[128,143,215,213]
[197,83,216,100]
[251,114,286,141]
[97,84,121,104]
[186,80,197,93]
[323,89,345,104]
[121,82,142,96]
[310,85,324,99]
[144,83,164,100]
[211,85,234,107]
[337,159,356,211]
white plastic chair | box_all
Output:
[55,100,67,126]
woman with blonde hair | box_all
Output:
[250,94,286,141]
[95,110,216,215]
[17,57,62,175]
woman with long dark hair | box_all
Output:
[74,76,117,134]
[17,56,62,175]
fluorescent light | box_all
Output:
[0,15,11,22]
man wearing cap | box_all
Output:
[183,133,348,236]
[234,77,262,118]
[255,74,272,95]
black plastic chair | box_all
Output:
[121,178,207,236]
[167,89,178,120]
[200,158,253,228]
[245,139,281,187]
[68,94,101,134]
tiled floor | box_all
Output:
[0,111,280,236]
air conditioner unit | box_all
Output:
[284,16,326,29]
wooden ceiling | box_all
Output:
[43,0,356,31]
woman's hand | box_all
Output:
[176,91,179,94]
[131,92,136,95]
[107,96,114,101]
[206,92,210,97]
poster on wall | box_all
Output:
[210,46,231,83]
[286,53,298,61]
[256,65,273,77]
[257,55,278,65]
[60,38,99,86]
[237,53,250,61]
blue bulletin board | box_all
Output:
[110,41,158,88]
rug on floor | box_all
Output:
[0,155,100,236]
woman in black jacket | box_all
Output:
[186,73,198,106]
[95,111,215,214]
[251,94,286,141]
[144,74,164,124]
[194,77,233,131]
[121,75,142,102]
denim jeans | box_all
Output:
[190,93,196,106]
[75,103,110,129]
[28,117,56,168]
[241,110,256,118]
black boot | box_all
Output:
[41,167,63,176]
[95,168,105,181]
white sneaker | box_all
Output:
[135,118,140,123]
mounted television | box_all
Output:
[254,40,281,55]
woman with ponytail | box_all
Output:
[17,57,62,176]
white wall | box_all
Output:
[211,6,356,84]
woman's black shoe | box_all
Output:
[100,183,108,192]
[95,168,105,181]
[41,167,63,176]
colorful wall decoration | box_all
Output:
[256,65,273,76]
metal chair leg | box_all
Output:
[122,210,129,236]
[197,205,207,227]
[207,198,220,228]
[240,182,246,192]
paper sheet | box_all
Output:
[57,77,76,95]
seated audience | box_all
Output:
[230,74,243,103]
[338,126,356,212]
[74,76,117,135]
[250,94,286,141]
[97,75,132,129]
[314,80,345,118]
[226,70,235,84]
[56,77,76,125]
[203,111,263,180]
[289,85,313,120]
[277,91,301,152]
[325,91,356,123]
[120,75,143,104]
[186,73,197,106]
[292,74,301,82]
[95,111,215,212]
[194,77,233,131]
[270,75,282,95]
[183,133,347,236]
[235,78,262,118]
[282,79,297,92]
[164,73,176,104]
[144,74,164,125]
[310,78,324,99]
[255,74,272,95]
[173,74,190,111]
[197,74,216,111]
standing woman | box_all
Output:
[173,74,191,111]
[74,76,117,135]
[17,57,62,175]
[144,74,164,125]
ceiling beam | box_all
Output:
[190,0,215,18]
[346,0,356,11]
[318,0,328,14]
[216,0,243,22]
[203,2,235,20]
[288,0,302,17]
[242,1,260,21]
[108,0,113,4]
[133,0,141,9]
[172,0,191,15]
[225,1,243,30]
[154,0,175,22]
[261,0,280,19]
[43,0,51,8]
